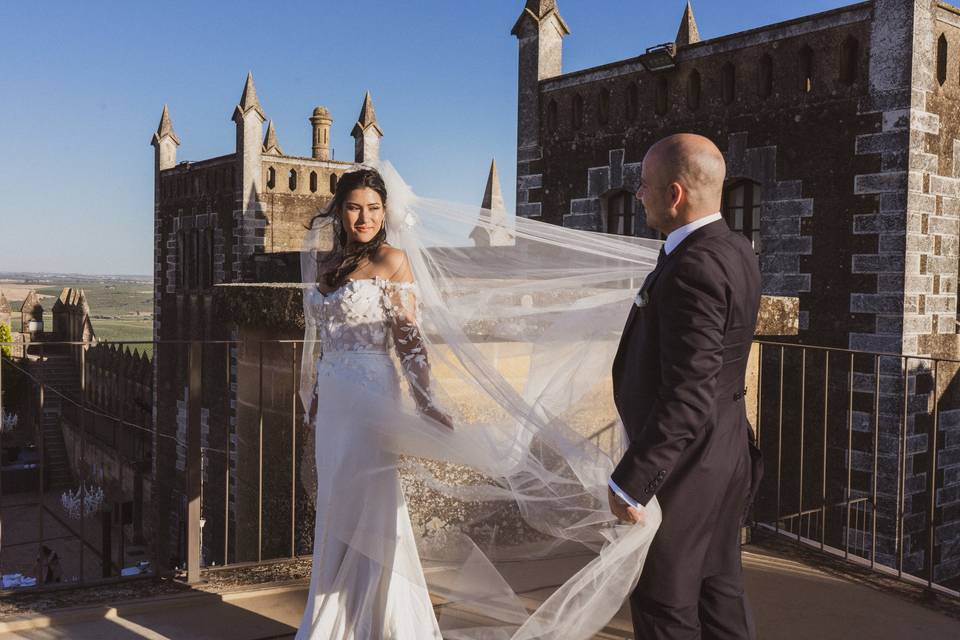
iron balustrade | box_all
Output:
[0,338,958,599]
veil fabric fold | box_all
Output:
[300,160,663,639]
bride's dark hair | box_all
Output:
[310,167,389,289]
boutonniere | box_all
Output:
[634,290,649,308]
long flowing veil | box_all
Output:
[300,160,664,639]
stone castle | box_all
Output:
[510,0,960,584]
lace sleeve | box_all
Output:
[382,280,437,414]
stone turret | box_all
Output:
[232,72,266,200]
[675,1,701,47]
[512,1,569,218]
[470,159,514,247]
[310,106,332,160]
[151,105,181,172]
[262,120,283,156]
[351,92,383,164]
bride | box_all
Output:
[297,163,663,639]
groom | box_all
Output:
[608,134,761,639]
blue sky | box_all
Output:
[0,1,850,275]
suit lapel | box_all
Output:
[614,219,731,375]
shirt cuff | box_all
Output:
[608,478,641,509]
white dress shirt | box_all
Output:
[608,212,723,509]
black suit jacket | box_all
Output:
[612,219,761,514]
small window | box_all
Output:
[330,173,338,194]
[310,171,318,193]
[799,46,814,93]
[722,179,763,253]
[288,169,298,191]
[267,166,276,190]
[687,70,701,111]
[840,36,859,86]
[722,63,736,105]
[655,77,669,115]
[605,191,634,236]
[547,98,558,131]
[597,88,610,125]
[937,33,948,86]
[625,82,639,120]
[571,94,584,130]
[758,54,773,99]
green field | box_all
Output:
[5,280,153,356]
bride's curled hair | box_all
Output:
[309,167,388,289]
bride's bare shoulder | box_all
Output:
[374,245,413,284]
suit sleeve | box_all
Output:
[611,253,728,506]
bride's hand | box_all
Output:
[422,405,454,430]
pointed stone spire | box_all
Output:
[152,104,181,146]
[481,158,505,213]
[352,92,383,163]
[512,0,569,37]
[234,71,266,121]
[262,120,283,155]
[675,1,701,47]
[471,158,513,248]
[352,92,383,137]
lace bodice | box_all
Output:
[305,276,434,411]
[305,277,418,354]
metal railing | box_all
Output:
[752,339,959,598]
[1,338,959,599]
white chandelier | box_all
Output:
[60,484,105,520]
[0,410,16,433]
[60,463,105,519]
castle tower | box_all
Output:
[232,72,267,203]
[351,92,383,164]
[310,106,333,160]
[675,1,701,47]
[151,105,181,173]
[512,1,569,218]
[262,120,283,156]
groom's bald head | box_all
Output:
[638,134,726,234]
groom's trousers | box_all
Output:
[628,451,757,640]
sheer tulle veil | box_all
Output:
[300,160,664,638]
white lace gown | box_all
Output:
[295,277,443,640]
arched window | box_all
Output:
[655,77,669,116]
[605,190,635,236]
[571,94,584,130]
[799,46,814,93]
[288,169,298,191]
[687,70,701,111]
[330,173,338,194]
[758,54,773,99]
[937,33,948,86]
[722,179,763,253]
[266,166,276,190]
[546,99,558,131]
[840,36,859,86]
[722,63,736,105]
[309,171,318,193]
[597,88,610,125]
[625,82,639,120]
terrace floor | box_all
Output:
[0,532,957,639]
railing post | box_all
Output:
[186,341,203,584]
[897,356,909,578]
[845,352,853,560]
[291,342,298,559]
[776,346,784,534]
[872,354,880,570]
[798,348,806,546]
[258,341,264,563]
[224,342,231,567]
[927,359,939,591]
[821,351,829,551]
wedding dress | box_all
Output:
[297,161,665,640]
[296,277,442,639]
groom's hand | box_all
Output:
[608,487,645,525]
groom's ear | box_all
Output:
[669,182,684,209]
